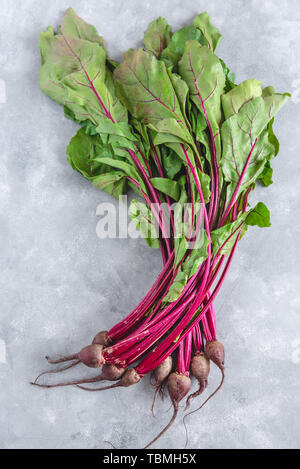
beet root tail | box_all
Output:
[33,360,81,384]
[185,379,207,411]
[75,382,121,392]
[183,367,225,448]
[75,367,141,392]
[45,354,78,365]
[151,386,162,417]
[30,374,105,389]
[144,403,178,449]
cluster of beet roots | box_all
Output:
[31,328,225,448]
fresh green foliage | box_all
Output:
[39,7,289,300]
[221,94,289,209]
[129,199,160,248]
[179,41,226,162]
[143,17,172,58]
[211,202,271,257]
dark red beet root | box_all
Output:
[151,356,173,415]
[101,364,125,381]
[120,367,141,387]
[205,341,225,370]
[45,344,105,368]
[78,344,105,368]
[185,352,210,410]
[31,344,107,388]
[92,330,110,347]
[31,363,125,389]
[76,367,141,392]
[144,372,191,449]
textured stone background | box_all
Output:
[0,0,299,449]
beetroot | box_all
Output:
[31,363,125,389]
[144,372,191,448]
[205,340,225,370]
[203,340,225,403]
[76,367,141,392]
[45,344,105,368]
[92,330,110,347]
[185,352,210,409]
[151,356,173,415]
[78,344,105,368]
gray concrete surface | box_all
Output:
[0,0,299,449]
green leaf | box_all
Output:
[211,213,248,257]
[161,147,183,179]
[258,161,273,187]
[195,111,208,134]
[67,128,97,177]
[221,94,290,208]
[95,120,137,141]
[59,7,106,48]
[92,156,144,189]
[211,202,270,258]
[261,91,283,156]
[150,177,180,201]
[246,202,271,228]
[66,128,128,198]
[143,17,172,58]
[179,41,226,163]
[92,172,127,198]
[198,170,211,203]
[39,9,127,127]
[193,12,222,52]
[219,58,236,92]
[221,79,262,120]
[267,117,280,156]
[151,118,194,147]
[174,235,188,268]
[182,234,209,277]
[195,127,211,166]
[262,86,275,98]
[168,72,190,120]
[114,49,189,137]
[163,270,187,303]
[129,199,160,248]
[161,25,203,69]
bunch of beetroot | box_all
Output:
[32,8,289,447]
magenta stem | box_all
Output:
[108,252,174,340]
[137,232,241,375]
[192,324,203,353]
[150,140,175,234]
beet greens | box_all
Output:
[33,8,289,448]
